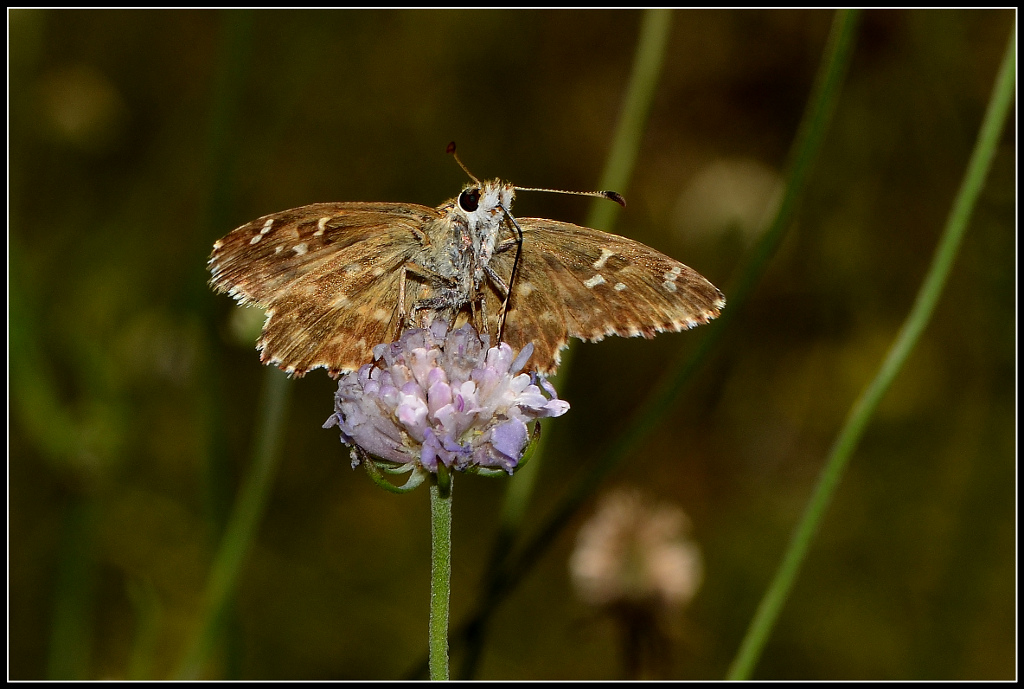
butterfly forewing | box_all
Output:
[484,218,725,373]
[209,201,439,375]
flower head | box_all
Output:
[323,321,569,475]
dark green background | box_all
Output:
[8,9,1016,679]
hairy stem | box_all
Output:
[429,469,454,681]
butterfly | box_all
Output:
[209,154,725,377]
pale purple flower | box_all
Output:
[323,321,569,475]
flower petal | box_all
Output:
[327,323,569,476]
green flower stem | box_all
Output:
[726,22,1016,682]
[429,468,454,681]
[174,366,292,679]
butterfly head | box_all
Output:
[457,179,515,228]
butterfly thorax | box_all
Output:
[465,180,515,274]
[410,180,514,324]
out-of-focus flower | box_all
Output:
[570,489,703,678]
[324,321,568,476]
[571,489,703,611]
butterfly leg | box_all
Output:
[493,237,518,254]
[400,261,472,332]
[397,265,409,328]
[396,264,435,332]
[492,213,525,344]
[472,290,490,339]
[468,291,482,334]
[484,265,513,343]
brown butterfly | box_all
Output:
[209,154,725,377]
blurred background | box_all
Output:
[8,9,1015,680]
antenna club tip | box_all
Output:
[605,191,626,207]
[446,141,457,154]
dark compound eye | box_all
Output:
[458,188,480,212]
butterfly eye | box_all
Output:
[458,188,480,212]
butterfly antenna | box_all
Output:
[513,186,627,207]
[446,141,481,186]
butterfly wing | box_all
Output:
[209,202,440,376]
[484,218,726,374]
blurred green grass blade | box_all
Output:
[540,7,864,516]
[451,10,674,680]
[9,239,86,464]
[493,4,862,619]
[454,8,857,676]
[495,3,675,592]
[176,9,255,679]
[126,578,162,680]
[11,242,106,681]
[174,366,293,679]
[725,9,860,312]
[46,499,98,680]
[196,8,255,541]
[588,8,674,233]
[726,21,1016,682]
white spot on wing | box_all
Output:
[614,282,627,291]
[583,274,606,289]
[260,218,274,234]
[249,234,262,245]
[517,281,534,297]
[662,280,678,292]
[293,243,308,255]
[592,248,615,270]
[372,308,389,322]
[315,217,329,236]
[344,264,361,275]
[663,266,682,282]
